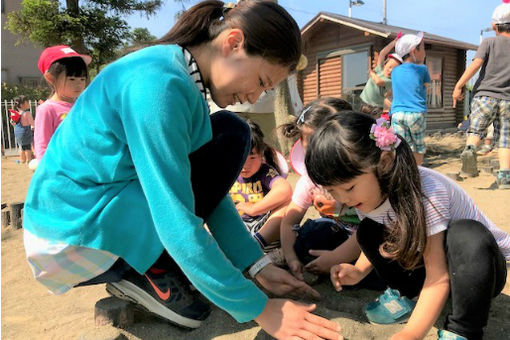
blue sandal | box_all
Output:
[437,330,468,340]
[363,288,416,324]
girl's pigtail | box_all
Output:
[380,141,428,270]
[263,146,282,175]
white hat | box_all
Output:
[395,32,424,58]
[387,53,403,64]
[492,0,510,24]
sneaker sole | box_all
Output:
[106,281,202,329]
[367,315,411,325]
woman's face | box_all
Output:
[240,149,263,178]
[207,36,289,108]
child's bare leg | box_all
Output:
[24,150,33,162]
[499,147,510,169]
[257,203,289,244]
[466,134,482,148]
[19,149,26,163]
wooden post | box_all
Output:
[9,202,24,229]
[1,209,10,228]
[94,297,134,328]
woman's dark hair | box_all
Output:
[305,111,427,269]
[156,0,301,70]
[246,119,282,175]
[278,97,352,139]
[14,95,29,110]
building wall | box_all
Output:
[1,0,43,86]
[299,22,467,129]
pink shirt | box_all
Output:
[292,173,326,209]
[34,100,73,159]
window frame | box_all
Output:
[425,54,444,110]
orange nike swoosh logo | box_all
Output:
[145,274,171,301]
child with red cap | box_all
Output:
[453,0,510,189]
[30,45,91,170]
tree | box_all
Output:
[6,0,162,73]
[129,27,156,45]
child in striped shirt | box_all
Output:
[306,111,509,340]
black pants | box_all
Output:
[78,110,251,285]
[357,218,507,340]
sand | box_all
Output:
[1,133,509,340]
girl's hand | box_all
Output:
[305,250,337,274]
[287,259,305,281]
[255,299,343,340]
[330,264,363,291]
[452,87,464,108]
[256,264,320,299]
[390,330,420,340]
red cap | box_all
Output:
[37,45,92,74]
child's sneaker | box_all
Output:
[106,267,210,329]
[460,145,478,177]
[496,169,510,189]
[476,144,493,156]
[363,288,415,325]
[437,330,468,340]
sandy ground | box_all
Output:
[1,133,509,340]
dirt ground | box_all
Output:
[1,133,509,340]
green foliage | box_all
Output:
[1,82,51,102]
[5,0,163,73]
[129,27,157,45]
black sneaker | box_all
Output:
[106,267,211,329]
[460,145,478,177]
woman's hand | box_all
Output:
[256,264,320,299]
[255,299,343,340]
[330,263,364,291]
[305,249,337,275]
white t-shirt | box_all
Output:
[357,167,510,260]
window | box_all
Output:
[426,56,443,108]
[342,49,369,110]
[342,50,369,92]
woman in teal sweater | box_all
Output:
[23,1,342,339]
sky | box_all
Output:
[126,0,503,51]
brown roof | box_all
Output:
[302,12,478,51]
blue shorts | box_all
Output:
[390,112,427,154]
[469,96,510,148]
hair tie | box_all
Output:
[220,2,235,21]
[296,106,311,125]
[370,118,401,151]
